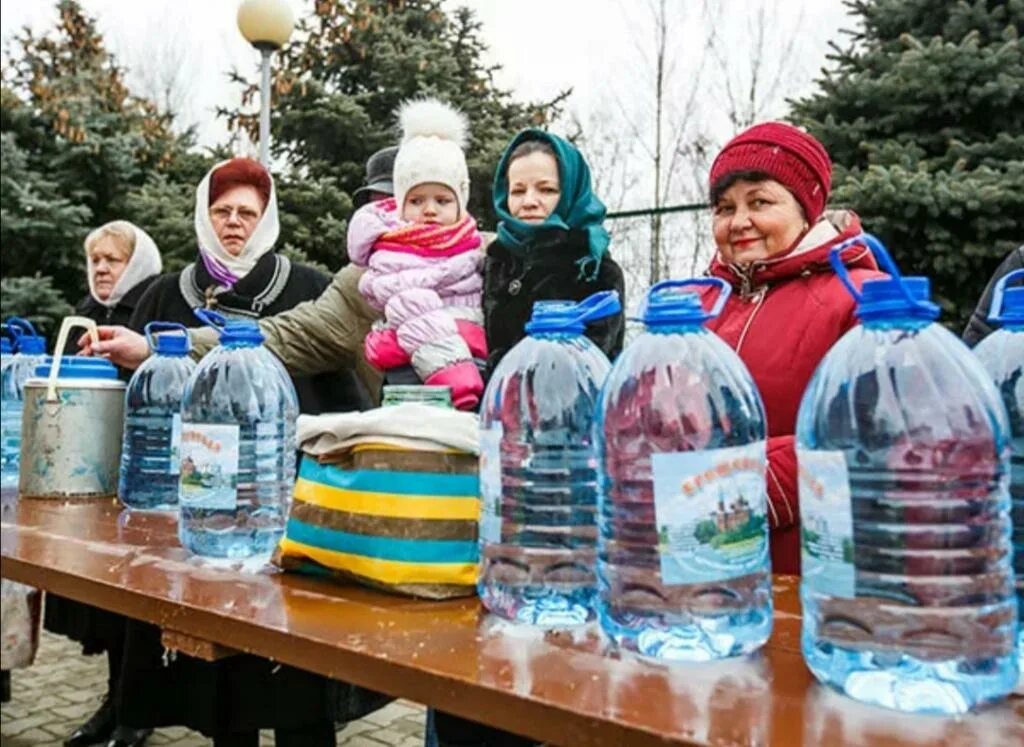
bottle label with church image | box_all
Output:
[651,442,768,585]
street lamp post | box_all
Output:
[236,0,295,166]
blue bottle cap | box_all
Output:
[856,276,940,322]
[1,336,11,356]
[640,278,731,328]
[829,233,940,323]
[144,322,191,357]
[526,302,587,334]
[34,356,119,380]
[193,309,264,347]
[525,291,621,336]
[16,335,46,354]
[4,316,47,354]
[220,319,264,346]
[988,268,1024,326]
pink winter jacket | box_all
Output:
[346,200,486,407]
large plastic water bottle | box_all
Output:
[1,319,48,489]
[596,279,772,661]
[119,323,197,511]
[178,311,299,560]
[972,268,1024,692]
[796,234,1017,714]
[478,291,621,626]
[1,329,14,490]
[0,330,10,369]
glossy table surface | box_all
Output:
[2,492,1021,747]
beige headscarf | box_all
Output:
[85,221,162,307]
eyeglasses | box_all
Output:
[210,205,261,223]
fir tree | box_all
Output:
[791,0,1024,328]
[0,275,75,339]
[1,0,195,321]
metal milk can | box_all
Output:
[18,317,125,500]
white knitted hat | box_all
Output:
[392,98,470,216]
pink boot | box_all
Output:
[364,328,411,370]
[455,320,488,360]
[425,361,484,411]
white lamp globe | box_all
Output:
[237,0,295,50]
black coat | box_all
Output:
[128,251,372,414]
[483,229,626,376]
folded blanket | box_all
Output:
[297,403,480,457]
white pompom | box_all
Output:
[397,98,469,148]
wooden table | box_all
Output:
[2,492,1021,747]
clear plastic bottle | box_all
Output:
[119,323,197,511]
[972,267,1024,693]
[478,291,620,626]
[178,311,299,560]
[796,234,1018,714]
[0,330,10,369]
[1,319,48,490]
[0,330,14,491]
[596,279,772,661]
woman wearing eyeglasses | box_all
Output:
[128,156,372,415]
[115,157,376,747]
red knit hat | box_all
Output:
[209,158,272,208]
[709,122,832,223]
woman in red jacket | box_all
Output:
[703,122,885,575]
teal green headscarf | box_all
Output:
[493,129,611,280]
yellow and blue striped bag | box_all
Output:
[275,445,480,599]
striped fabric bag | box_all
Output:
[276,444,480,599]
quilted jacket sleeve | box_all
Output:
[385,288,471,379]
[346,201,403,267]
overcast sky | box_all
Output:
[0,0,854,148]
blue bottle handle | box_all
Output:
[144,322,190,352]
[648,277,732,320]
[193,308,227,330]
[575,290,622,325]
[828,232,937,316]
[4,316,39,341]
[988,268,1024,323]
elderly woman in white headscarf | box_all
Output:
[111,157,375,747]
[44,219,161,747]
[128,156,297,324]
[77,220,162,326]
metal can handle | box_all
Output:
[47,316,100,403]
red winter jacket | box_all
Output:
[702,211,885,575]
